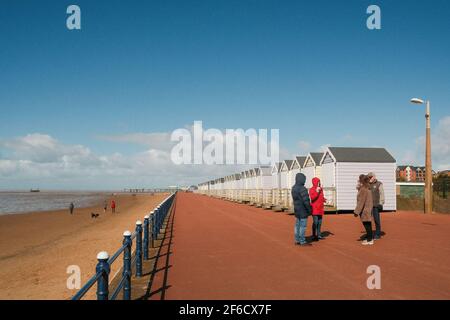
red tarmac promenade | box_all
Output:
[151,193,450,300]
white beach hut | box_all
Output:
[254,166,272,207]
[271,162,282,189]
[248,168,257,204]
[303,152,324,189]
[319,147,397,211]
[280,160,294,209]
[242,170,251,202]
[289,156,307,187]
[280,160,294,189]
[270,162,283,209]
[235,173,243,201]
[224,175,232,199]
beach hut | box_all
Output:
[270,162,283,210]
[271,162,282,189]
[280,160,294,209]
[234,173,240,201]
[254,166,272,207]
[220,177,225,198]
[224,175,232,200]
[212,178,218,197]
[280,160,294,189]
[303,152,324,188]
[248,168,257,205]
[235,173,243,202]
[241,170,251,203]
[289,156,307,187]
[319,147,397,211]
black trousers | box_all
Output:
[363,221,373,241]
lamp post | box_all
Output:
[410,98,433,214]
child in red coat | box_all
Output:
[309,177,326,241]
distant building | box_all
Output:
[397,166,416,182]
[397,165,436,182]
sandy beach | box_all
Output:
[0,193,168,300]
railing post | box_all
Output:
[150,211,155,248]
[96,251,110,300]
[154,206,160,240]
[143,215,149,260]
[122,231,132,300]
[135,220,143,277]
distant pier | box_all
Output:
[123,188,180,193]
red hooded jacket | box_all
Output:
[309,177,325,215]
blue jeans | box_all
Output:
[312,215,323,237]
[295,217,308,244]
[372,206,381,237]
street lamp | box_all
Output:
[410,98,433,214]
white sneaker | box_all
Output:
[362,240,374,245]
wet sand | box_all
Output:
[0,193,168,300]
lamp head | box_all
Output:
[411,98,425,104]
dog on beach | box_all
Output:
[91,212,100,219]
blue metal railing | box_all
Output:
[71,192,176,300]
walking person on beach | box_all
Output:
[309,177,326,241]
[111,200,116,213]
[354,174,374,245]
[368,172,385,240]
[103,200,108,214]
[291,173,312,246]
[69,202,74,215]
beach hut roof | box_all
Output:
[304,153,324,167]
[324,147,396,163]
[281,160,294,171]
[271,162,282,173]
[258,166,272,176]
[291,156,307,170]
[310,153,324,165]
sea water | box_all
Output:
[0,191,111,215]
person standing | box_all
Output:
[309,177,326,241]
[69,202,74,215]
[354,175,374,245]
[368,172,385,240]
[291,173,313,246]
[111,200,116,213]
[103,200,108,214]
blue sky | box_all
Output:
[0,0,449,189]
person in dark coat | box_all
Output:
[291,173,312,246]
[69,202,74,215]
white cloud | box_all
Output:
[0,132,260,189]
